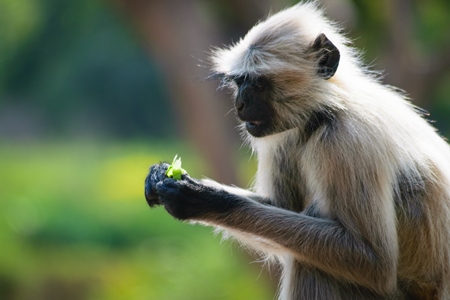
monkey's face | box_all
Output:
[223,54,338,138]
[227,72,310,138]
[231,74,277,137]
[212,19,341,138]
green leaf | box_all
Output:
[165,155,186,180]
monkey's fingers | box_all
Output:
[155,179,191,220]
[144,162,170,207]
[144,173,161,207]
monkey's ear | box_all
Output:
[311,33,340,80]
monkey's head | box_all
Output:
[211,3,350,138]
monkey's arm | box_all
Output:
[156,175,397,295]
[200,178,273,205]
[145,163,272,207]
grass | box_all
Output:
[0,139,273,300]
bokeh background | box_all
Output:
[1,0,449,299]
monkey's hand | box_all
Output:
[144,162,170,207]
[156,177,238,221]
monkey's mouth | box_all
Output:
[245,121,269,137]
[246,121,263,128]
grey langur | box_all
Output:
[145,2,450,299]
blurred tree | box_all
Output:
[0,0,42,89]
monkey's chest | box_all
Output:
[254,140,310,212]
[262,160,308,212]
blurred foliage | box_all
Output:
[325,0,450,62]
[0,0,174,139]
[0,0,41,75]
[0,141,267,300]
[414,0,450,49]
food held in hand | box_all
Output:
[165,155,187,180]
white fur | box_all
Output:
[210,2,450,299]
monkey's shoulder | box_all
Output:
[303,107,340,142]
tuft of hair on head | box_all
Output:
[210,1,365,86]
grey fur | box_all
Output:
[151,2,450,299]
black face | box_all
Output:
[231,74,275,137]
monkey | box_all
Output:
[144,2,450,299]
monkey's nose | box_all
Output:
[235,97,245,112]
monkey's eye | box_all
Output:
[232,75,268,91]
[252,78,267,91]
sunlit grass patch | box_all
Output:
[98,154,158,201]
[0,140,273,300]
